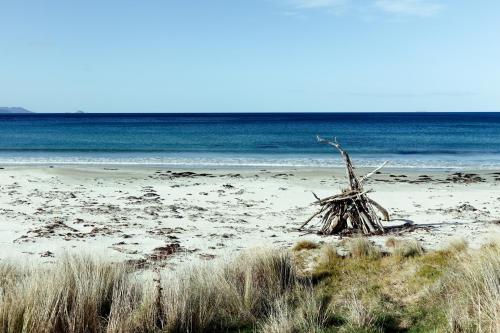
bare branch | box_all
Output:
[315,189,373,204]
[317,135,360,190]
[360,161,388,183]
[298,210,322,230]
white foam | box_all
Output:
[1,154,500,170]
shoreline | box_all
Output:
[2,150,500,171]
[2,162,500,172]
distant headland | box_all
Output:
[0,107,33,114]
[0,108,89,114]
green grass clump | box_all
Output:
[301,238,497,333]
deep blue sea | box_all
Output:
[1,112,500,169]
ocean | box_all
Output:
[1,112,500,169]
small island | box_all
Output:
[0,107,33,114]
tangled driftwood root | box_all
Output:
[299,136,390,235]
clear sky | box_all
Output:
[1,0,499,113]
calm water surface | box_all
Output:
[1,112,499,169]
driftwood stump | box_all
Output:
[300,136,389,235]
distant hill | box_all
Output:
[0,107,33,114]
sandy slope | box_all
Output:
[0,165,499,268]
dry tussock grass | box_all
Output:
[0,250,299,333]
[344,238,381,259]
[292,240,319,251]
[0,255,125,333]
[441,243,500,333]
[392,239,425,260]
[0,239,497,333]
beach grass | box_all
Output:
[292,240,320,251]
[0,240,498,332]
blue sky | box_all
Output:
[1,0,499,113]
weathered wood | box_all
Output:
[368,198,390,221]
[299,210,322,230]
[300,137,390,235]
[317,136,360,190]
[316,189,373,204]
[360,161,388,183]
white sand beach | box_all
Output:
[0,165,499,268]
